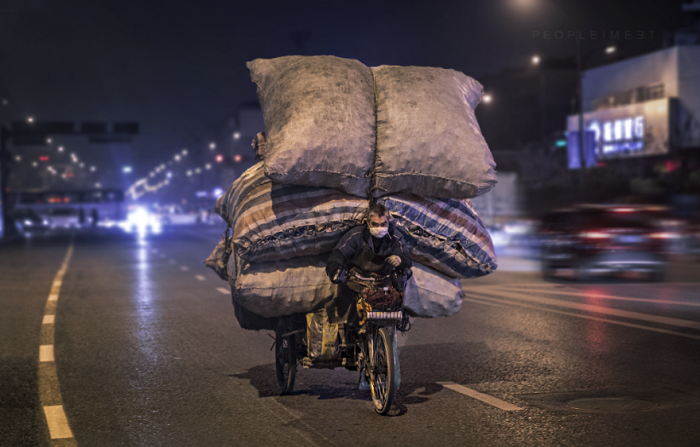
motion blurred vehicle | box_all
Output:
[9,208,50,235]
[122,207,161,235]
[539,205,668,281]
[46,208,81,229]
[158,205,198,226]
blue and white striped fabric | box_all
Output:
[378,194,497,279]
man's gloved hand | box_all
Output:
[386,255,401,268]
[330,268,348,284]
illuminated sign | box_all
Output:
[586,116,645,155]
[568,98,670,160]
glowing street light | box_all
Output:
[195,168,201,174]
[15,155,21,161]
[182,149,188,156]
[209,142,216,150]
[233,154,242,163]
[174,154,181,161]
[47,138,52,144]
[186,170,193,176]
[233,132,241,140]
[27,117,34,123]
[166,171,172,178]
[32,162,38,167]
[123,166,133,174]
[605,46,617,54]
[205,163,212,170]
[58,146,64,153]
[90,166,96,172]
[532,55,540,65]
[95,183,101,188]
[215,154,224,163]
[483,94,492,104]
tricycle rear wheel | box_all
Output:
[275,318,296,395]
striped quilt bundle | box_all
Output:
[378,194,497,279]
[232,182,368,263]
[215,162,369,264]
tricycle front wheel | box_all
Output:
[369,327,397,415]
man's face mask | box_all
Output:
[368,215,389,238]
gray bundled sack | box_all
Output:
[372,65,497,199]
[231,255,337,318]
[203,239,231,281]
[403,263,464,318]
[247,56,375,197]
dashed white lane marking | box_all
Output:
[180,266,189,271]
[438,382,523,411]
[48,294,58,301]
[43,405,74,439]
[217,287,230,295]
[196,275,206,281]
[43,315,55,324]
[40,345,55,362]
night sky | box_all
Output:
[0,0,689,183]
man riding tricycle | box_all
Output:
[274,204,412,415]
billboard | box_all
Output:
[567,98,671,161]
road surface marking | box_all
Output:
[497,285,700,307]
[466,288,700,331]
[196,275,206,281]
[38,243,75,442]
[180,266,189,271]
[464,296,700,341]
[438,382,523,411]
[43,405,74,439]
[40,345,55,362]
[217,287,229,295]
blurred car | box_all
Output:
[539,205,667,281]
[10,208,50,235]
[122,207,161,235]
[46,208,82,229]
[158,205,198,226]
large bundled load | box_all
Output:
[247,56,497,199]
[207,55,498,329]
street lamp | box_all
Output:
[233,132,241,140]
[123,166,132,174]
[27,117,34,123]
[58,146,64,153]
[182,149,188,156]
[174,154,181,161]
[209,142,216,150]
[482,94,492,104]
[605,46,617,54]
[532,55,540,65]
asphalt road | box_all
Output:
[2,226,700,446]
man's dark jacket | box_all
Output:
[326,225,412,278]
